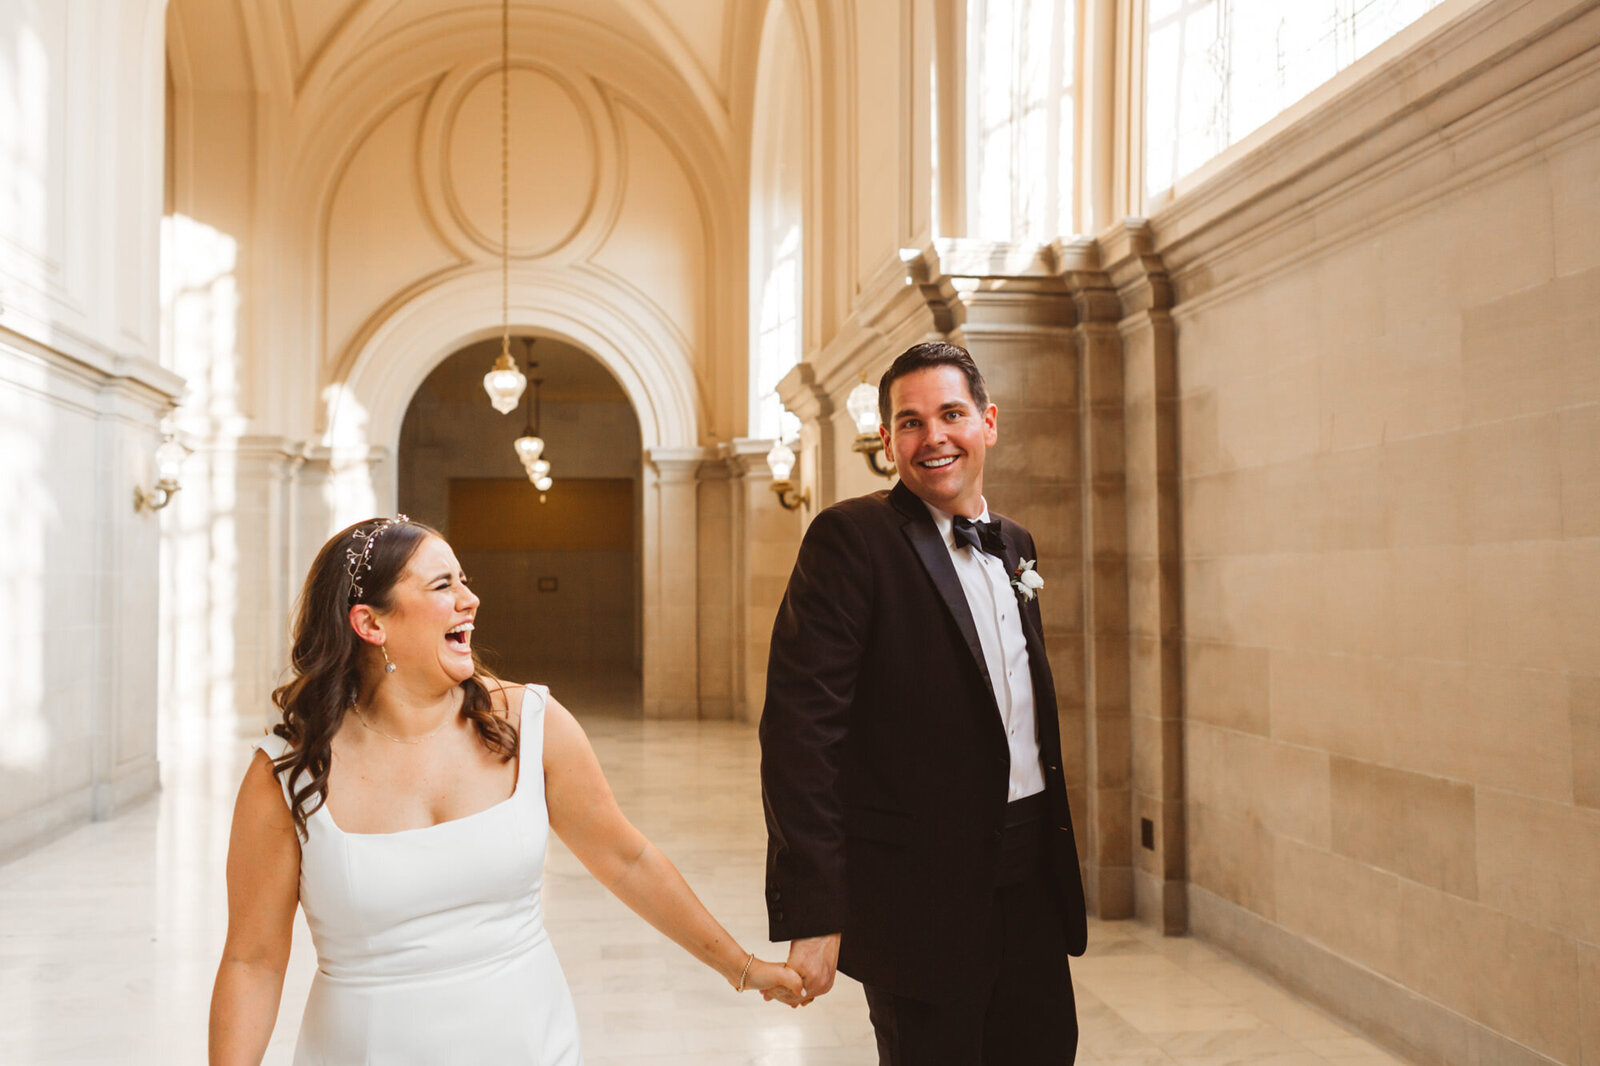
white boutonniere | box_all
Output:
[1012,559,1044,601]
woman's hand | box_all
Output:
[743,959,805,1006]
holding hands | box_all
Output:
[763,933,841,1007]
[734,954,806,1005]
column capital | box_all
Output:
[721,438,776,481]
[1096,218,1173,315]
[645,446,711,482]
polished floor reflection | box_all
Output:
[0,678,1412,1065]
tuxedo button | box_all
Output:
[774,910,785,921]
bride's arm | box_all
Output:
[209,750,301,1065]
[543,696,802,1001]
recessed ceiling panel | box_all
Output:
[446,66,596,257]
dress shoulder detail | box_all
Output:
[252,731,292,762]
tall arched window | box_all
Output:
[749,0,805,442]
[1146,0,1448,197]
[966,0,1079,241]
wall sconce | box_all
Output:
[765,439,809,511]
[134,433,190,512]
[845,377,895,479]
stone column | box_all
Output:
[1061,259,1135,920]
[1104,221,1185,933]
[95,374,179,819]
[642,447,703,718]
[936,268,1112,910]
[695,459,735,720]
[234,437,307,734]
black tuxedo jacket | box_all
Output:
[760,481,1087,1002]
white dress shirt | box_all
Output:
[924,499,1047,801]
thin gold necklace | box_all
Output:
[352,705,454,745]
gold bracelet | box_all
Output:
[736,951,755,992]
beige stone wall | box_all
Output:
[1161,4,1600,1061]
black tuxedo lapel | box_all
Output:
[999,527,1021,579]
[890,482,997,703]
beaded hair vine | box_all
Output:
[345,515,410,604]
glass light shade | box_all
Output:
[533,475,553,492]
[483,364,528,414]
[513,433,545,464]
[766,440,796,482]
[846,380,880,435]
[527,458,551,478]
[153,435,188,483]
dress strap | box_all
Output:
[251,731,298,812]
[519,684,549,769]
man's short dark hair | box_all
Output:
[877,341,989,429]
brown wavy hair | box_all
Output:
[268,517,518,838]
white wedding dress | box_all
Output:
[254,684,583,1065]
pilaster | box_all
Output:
[722,439,802,722]
[1102,219,1185,934]
[642,447,706,718]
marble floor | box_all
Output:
[0,676,1414,1065]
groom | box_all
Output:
[759,342,1087,1063]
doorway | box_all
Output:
[397,336,642,706]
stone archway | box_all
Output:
[320,268,704,718]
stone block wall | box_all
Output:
[1156,4,1600,1062]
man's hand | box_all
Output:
[764,933,841,1006]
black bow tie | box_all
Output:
[952,515,1006,559]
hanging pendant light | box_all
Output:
[512,339,546,464]
[512,339,552,500]
[482,0,526,414]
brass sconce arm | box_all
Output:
[851,433,896,479]
[770,479,810,511]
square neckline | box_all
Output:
[319,684,537,838]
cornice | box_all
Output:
[0,322,185,404]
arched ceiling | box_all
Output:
[168,0,747,126]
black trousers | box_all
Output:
[863,805,1078,1065]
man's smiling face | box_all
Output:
[880,364,998,518]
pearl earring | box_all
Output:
[381,645,396,674]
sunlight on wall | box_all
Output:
[159,214,243,761]
[967,0,1077,240]
[0,352,52,771]
[321,382,380,527]
[0,10,54,772]
[0,12,49,303]
[1146,0,1448,195]
[750,0,805,442]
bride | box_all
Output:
[208,516,801,1064]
